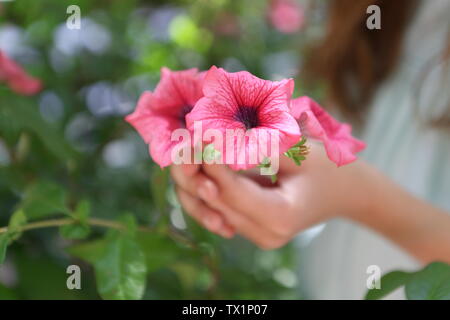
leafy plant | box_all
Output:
[0,0,301,300]
[365,262,450,300]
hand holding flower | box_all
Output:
[171,143,372,249]
[126,66,371,249]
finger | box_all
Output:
[202,164,291,223]
[172,166,238,237]
[171,165,218,199]
[237,167,278,187]
[176,187,235,238]
[196,186,283,249]
[181,163,200,177]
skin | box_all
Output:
[171,143,450,264]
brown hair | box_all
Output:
[306,0,439,124]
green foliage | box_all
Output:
[0,0,306,300]
[365,262,450,300]
[0,234,8,265]
[365,271,412,300]
[94,230,147,300]
[7,210,27,241]
[21,181,68,219]
[0,98,75,161]
[67,239,109,265]
[150,169,170,216]
[1,0,445,302]
[169,15,213,52]
[60,200,91,239]
[136,233,188,273]
[61,226,90,239]
[0,283,18,300]
[406,262,450,299]
[0,209,28,264]
[13,249,91,300]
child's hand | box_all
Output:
[171,143,370,249]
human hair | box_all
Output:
[306,0,450,128]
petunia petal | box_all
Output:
[202,66,294,113]
[260,109,302,153]
[125,91,155,144]
[228,127,280,170]
[291,96,366,166]
[152,67,204,116]
[125,68,205,167]
[148,116,187,168]
[189,67,300,170]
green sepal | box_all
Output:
[284,137,308,166]
[257,157,278,184]
[202,143,221,163]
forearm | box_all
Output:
[347,161,450,264]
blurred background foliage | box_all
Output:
[0,0,326,299]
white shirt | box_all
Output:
[297,0,450,299]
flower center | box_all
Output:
[179,104,193,127]
[234,106,260,130]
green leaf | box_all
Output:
[6,209,27,242]
[21,181,68,219]
[67,239,108,264]
[365,271,413,300]
[364,262,450,300]
[68,232,149,298]
[94,231,147,300]
[60,200,91,239]
[0,209,29,264]
[118,213,138,236]
[137,232,187,273]
[0,233,8,265]
[0,98,74,161]
[406,262,450,300]
[73,200,90,223]
[60,224,90,240]
[150,169,169,215]
[8,209,27,231]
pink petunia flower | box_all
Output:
[290,96,366,166]
[125,67,204,168]
[268,0,305,34]
[0,50,42,96]
[186,66,301,170]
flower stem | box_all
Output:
[0,217,155,235]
